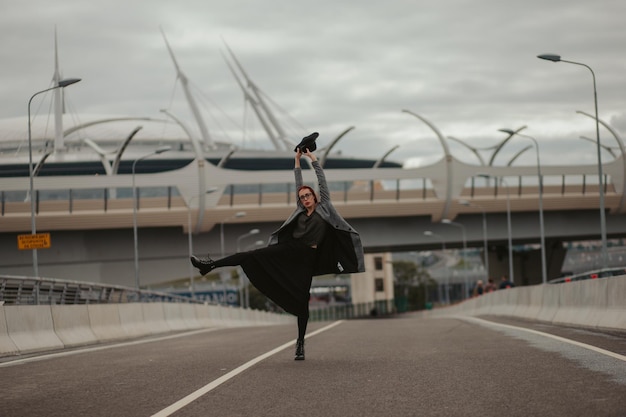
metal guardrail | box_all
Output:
[309,299,395,321]
[0,274,395,323]
[0,275,201,306]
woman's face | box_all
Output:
[298,189,316,210]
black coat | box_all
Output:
[268,160,365,275]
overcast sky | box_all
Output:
[1,0,625,167]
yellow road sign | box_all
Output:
[17,233,51,250]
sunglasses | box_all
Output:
[299,192,314,201]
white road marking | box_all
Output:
[151,320,344,417]
[458,316,626,362]
[0,327,221,368]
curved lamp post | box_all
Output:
[221,212,246,258]
[458,200,489,281]
[577,110,626,213]
[441,219,468,299]
[478,174,514,284]
[424,230,449,304]
[498,129,547,284]
[27,78,81,277]
[235,229,260,307]
[373,145,400,169]
[447,136,487,166]
[488,126,527,166]
[538,53,608,269]
[580,136,616,158]
[402,109,453,220]
[187,188,219,298]
[320,126,355,168]
[132,146,171,289]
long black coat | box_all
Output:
[268,160,365,276]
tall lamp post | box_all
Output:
[132,146,171,289]
[479,175,514,284]
[458,200,490,281]
[241,239,265,309]
[187,188,219,298]
[27,78,81,277]
[220,212,247,258]
[234,229,259,307]
[441,219,468,299]
[498,129,547,284]
[424,230,449,304]
[537,53,608,269]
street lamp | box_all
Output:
[458,200,489,281]
[241,239,265,309]
[27,78,81,277]
[441,219,468,299]
[187,188,219,298]
[424,230,449,304]
[478,174,514,284]
[132,146,171,289]
[537,53,608,269]
[236,229,260,251]
[220,212,247,258]
[498,129,547,285]
[235,229,260,308]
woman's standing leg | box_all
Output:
[295,305,309,361]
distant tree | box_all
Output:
[391,260,435,311]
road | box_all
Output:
[1,314,625,417]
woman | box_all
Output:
[191,144,365,361]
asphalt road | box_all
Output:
[1,314,625,417]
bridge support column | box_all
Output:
[486,240,566,286]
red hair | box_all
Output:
[297,185,318,204]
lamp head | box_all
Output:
[58,78,81,88]
[537,54,561,62]
[155,145,171,154]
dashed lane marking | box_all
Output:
[151,320,344,417]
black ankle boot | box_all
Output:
[294,339,305,361]
[190,255,216,276]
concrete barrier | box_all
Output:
[4,305,64,354]
[118,303,150,338]
[519,285,545,320]
[535,283,560,323]
[163,303,190,331]
[141,303,171,334]
[433,275,626,332]
[597,276,626,330]
[0,306,19,356]
[194,304,216,328]
[179,303,202,329]
[0,301,294,359]
[552,279,607,328]
[87,304,127,342]
[51,305,98,347]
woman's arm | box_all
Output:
[294,149,304,190]
[304,150,330,203]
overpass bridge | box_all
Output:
[2,153,626,287]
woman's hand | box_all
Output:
[295,149,302,168]
[304,149,317,162]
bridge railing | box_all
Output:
[0,173,616,216]
[0,275,202,306]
